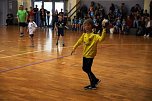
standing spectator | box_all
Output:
[109,3,115,13]
[52,9,58,30]
[121,3,128,19]
[46,11,50,27]
[144,17,151,37]
[80,4,88,18]
[64,10,68,27]
[126,16,133,33]
[17,5,28,37]
[33,5,39,25]
[133,16,139,28]
[25,8,29,22]
[122,18,126,34]
[59,9,64,17]
[6,13,14,26]
[88,6,95,19]
[143,9,150,18]
[108,10,115,23]
[78,17,83,31]
[114,17,122,34]
[150,0,152,20]
[72,16,78,31]
[29,7,34,20]
[40,5,47,27]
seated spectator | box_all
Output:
[6,13,14,26]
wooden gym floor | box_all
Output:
[0,26,152,101]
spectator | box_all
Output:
[33,5,39,25]
[109,3,115,13]
[40,5,47,27]
[150,0,152,19]
[6,13,14,26]
[121,3,128,19]
[46,11,50,27]
[52,9,58,30]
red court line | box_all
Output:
[0,54,71,74]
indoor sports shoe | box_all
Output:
[84,85,97,90]
[20,34,24,37]
[95,79,101,87]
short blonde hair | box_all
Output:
[83,18,94,27]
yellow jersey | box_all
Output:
[73,29,106,58]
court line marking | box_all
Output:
[0,54,71,74]
[102,44,152,46]
[0,50,44,59]
[0,46,73,59]
[0,43,151,74]
[0,43,151,59]
[0,50,5,53]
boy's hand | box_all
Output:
[71,49,75,55]
[102,19,108,28]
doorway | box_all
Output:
[34,1,42,10]
[55,2,64,13]
[44,2,52,26]
[33,1,64,26]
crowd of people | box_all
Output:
[7,1,152,38]
[71,1,152,37]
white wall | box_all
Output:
[67,0,77,18]
[144,0,151,13]
[0,0,8,25]
[17,0,31,9]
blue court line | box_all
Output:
[0,54,71,74]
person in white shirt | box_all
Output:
[27,17,37,47]
[144,17,151,38]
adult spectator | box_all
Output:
[33,5,39,25]
[80,4,88,18]
[121,3,128,19]
[6,13,14,26]
[52,9,58,30]
[150,0,152,19]
[40,5,47,27]
[109,3,115,13]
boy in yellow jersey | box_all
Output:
[71,18,106,90]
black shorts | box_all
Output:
[19,22,27,27]
[57,29,64,36]
[29,34,34,38]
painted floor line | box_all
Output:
[0,54,71,74]
[0,46,73,59]
[0,50,5,52]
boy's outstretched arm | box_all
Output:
[71,34,84,55]
[71,49,75,55]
